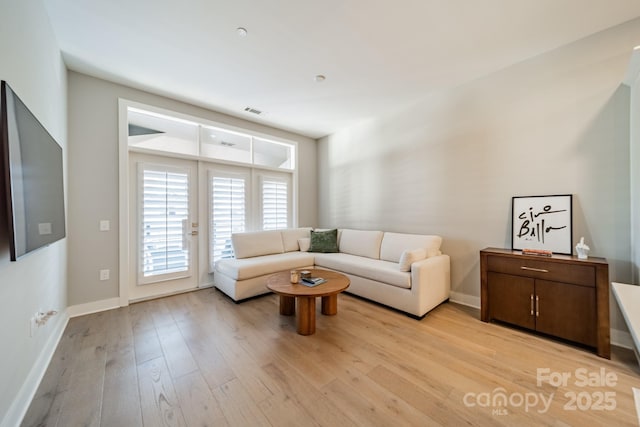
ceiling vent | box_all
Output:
[244,107,263,115]
[220,141,235,147]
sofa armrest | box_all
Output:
[410,254,451,314]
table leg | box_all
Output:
[280,295,295,316]
[297,296,316,335]
[321,294,338,315]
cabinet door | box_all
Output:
[488,272,535,329]
[535,279,596,347]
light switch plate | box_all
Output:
[99,220,110,231]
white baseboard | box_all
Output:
[1,311,69,427]
[633,388,640,426]
[611,328,634,350]
[450,291,480,309]
[71,286,213,314]
[67,297,121,318]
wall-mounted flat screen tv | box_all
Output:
[1,80,66,261]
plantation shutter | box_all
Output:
[262,178,288,230]
[139,165,191,284]
[209,173,247,269]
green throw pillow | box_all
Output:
[309,229,339,253]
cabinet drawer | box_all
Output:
[487,255,595,287]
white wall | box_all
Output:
[0,1,68,425]
[631,62,640,284]
[67,71,317,306]
[318,19,640,329]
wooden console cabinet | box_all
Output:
[480,248,610,358]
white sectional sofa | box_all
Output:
[213,227,451,317]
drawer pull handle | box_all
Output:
[536,295,540,317]
[530,294,534,315]
[520,266,548,273]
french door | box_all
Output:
[128,153,198,301]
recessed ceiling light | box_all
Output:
[314,74,326,82]
[236,27,248,37]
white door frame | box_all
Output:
[127,154,199,301]
[118,99,208,305]
[118,99,130,306]
[117,98,300,306]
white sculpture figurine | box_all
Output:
[576,237,590,259]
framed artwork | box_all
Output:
[512,194,573,255]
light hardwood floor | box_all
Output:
[22,288,640,426]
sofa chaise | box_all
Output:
[213,227,451,317]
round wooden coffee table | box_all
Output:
[266,269,350,335]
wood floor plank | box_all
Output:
[256,388,318,427]
[184,290,210,313]
[54,312,110,427]
[220,298,338,377]
[129,300,157,335]
[367,364,496,426]
[212,378,271,427]
[173,371,228,427]
[200,304,282,404]
[101,344,143,427]
[20,318,85,427]
[101,308,143,427]
[321,377,401,427]
[133,328,164,365]
[155,323,199,380]
[137,356,187,427]
[240,297,383,415]
[161,293,194,322]
[149,298,178,330]
[176,318,237,390]
[22,288,640,427]
[261,362,358,427]
[325,363,439,426]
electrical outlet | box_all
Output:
[99,269,110,281]
[99,220,110,231]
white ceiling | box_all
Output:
[43,0,640,139]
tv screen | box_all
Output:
[1,80,66,261]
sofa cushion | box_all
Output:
[216,252,315,280]
[314,253,410,289]
[309,229,339,253]
[298,238,310,252]
[398,248,427,271]
[315,228,342,244]
[232,230,284,259]
[281,227,312,252]
[339,229,384,259]
[380,232,442,262]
